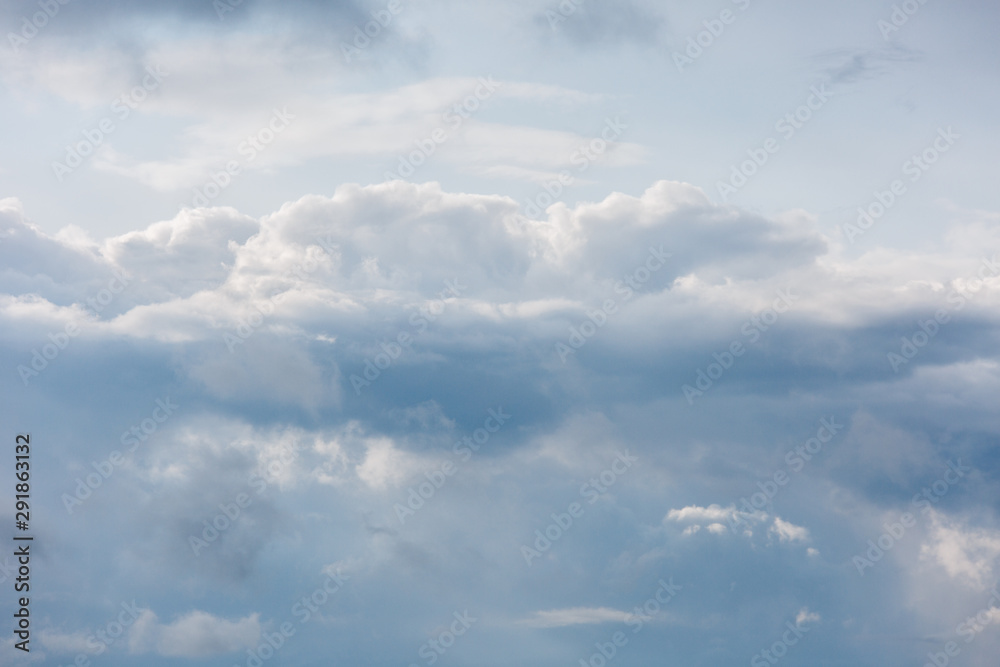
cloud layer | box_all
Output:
[2,177,1000,665]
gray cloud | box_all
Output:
[3,179,1000,666]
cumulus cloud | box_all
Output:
[920,511,1000,589]
[2,0,999,664]
[3,177,1000,666]
[665,503,808,544]
[666,504,735,523]
[770,516,810,543]
[795,608,821,626]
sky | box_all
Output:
[2,0,1000,665]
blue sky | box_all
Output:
[2,0,1000,665]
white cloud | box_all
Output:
[127,608,260,658]
[666,504,809,545]
[520,606,628,628]
[7,180,998,363]
[795,608,821,626]
[356,437,422,490]
[0,1,997,665]
[920,511,1000,589]
[666,504,734,523]
[770,517,810,543]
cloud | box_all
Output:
[0,198,113,305]
[519,606,628,627]
[128,609,261,657]
[355,436,423,489]
[666,504,734,523]
[920,511,1000,589]
[813,45,921,85]
[665,504,809,545]
[795,608,821,625]
[37,629,94,655]
[770,516,810,543]
[3,177,1000,666]
[2,35,635,190]
[3,178,999,430]
[0,0,369,42]
[534,0,667,48]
